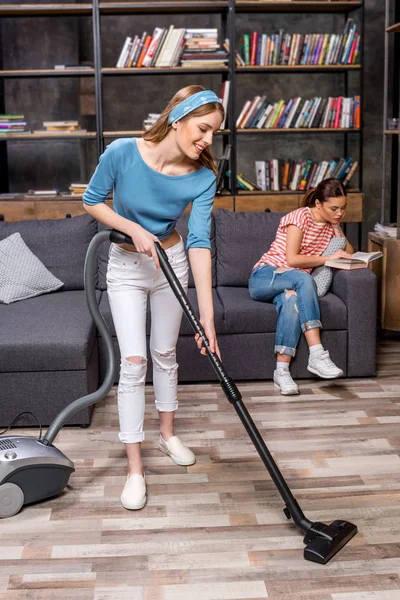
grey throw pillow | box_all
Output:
[312,237,347,297]
[0,232,64,304]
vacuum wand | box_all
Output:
[109,229,358,564]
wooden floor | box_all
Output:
[2,338,400,599]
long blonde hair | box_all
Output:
[143,85,224,175]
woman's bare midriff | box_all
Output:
[117,229,181,253]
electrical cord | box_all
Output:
[0,411,43,439]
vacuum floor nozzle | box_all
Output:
[303,520,358,564]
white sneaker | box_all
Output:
[307,350,343,379]
[273,369,299,395]
[158,435,196,466]
[120,474,146,510]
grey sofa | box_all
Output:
[0,210,377,428]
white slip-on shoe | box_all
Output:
[307,350,344,379]
[120,473,146,510]
[158,435,196,466]
[273,369,299,396]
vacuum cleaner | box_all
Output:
[0,229,357,564]
[0,230,115,520]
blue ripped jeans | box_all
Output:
[248,265,322,357]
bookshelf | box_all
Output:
[0,0,364,236]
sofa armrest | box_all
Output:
[331,268,377,377]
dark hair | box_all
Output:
[301,178,346,208]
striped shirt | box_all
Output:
[254,207,343,273]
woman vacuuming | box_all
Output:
[83,85,224,510]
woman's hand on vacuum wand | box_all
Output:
[195,318,221,360]
[128,223,161,269]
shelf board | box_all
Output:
[235,189,361,195]
[0,190,362,201]
[0,69,94,78]
[0,193,85,201]
[0,4,92,16]
[236,64,361,72]
[1,65,360,77]
[99,2,228,14]
[0,132,96,141]
[101,66,229,75]
[235,1,363,13]
[0,1,362,17]
[384,130,400,135]
[387,22,400,33]
[102,129,230,137]
[237,127,361,134]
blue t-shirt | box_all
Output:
[83,138,216,249]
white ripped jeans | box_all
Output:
[106,238,189,444]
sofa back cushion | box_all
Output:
[215,209,283,286]
[176,213,217,288]
[0,213,97,291]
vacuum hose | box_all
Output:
[42,230,115,446]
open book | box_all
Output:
[325,251,383,270]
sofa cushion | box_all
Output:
[0,290,99,372]
[98,287,225,338]
[97,213,217,291]
[0,233,64,304]
[0,213,97,291]
[217,287,347,334]
[215,209,283,286]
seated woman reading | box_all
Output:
[248,177,354,396]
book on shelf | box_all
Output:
[69,183,88,195]
[143,113,161,130]
[115,28,227,69]
[325,251,383,270]
[373,223,398,238]
[237,95,360,129]
[219,80,230,129]
[27,189,59,196]
[216,145,231,194]
[225,171,262,192]
[238,19,360,67]
[42,120,81,131]
[54,64,93,70]
[0,193,23,199]
[0,114,28,133]
[254,157,358,191]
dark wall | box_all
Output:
[1,0,385,246]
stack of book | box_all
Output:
[237,95,361,129]
[225,171,260,192]
[116,27,227,68]
[69,183,88,196]
[0,114,28,134]
[180,29,228,67]
[34,121,86,134]
[374,223,398,238]
[143,113,161,130]
[254,157,358,192]
[238,19,360,66]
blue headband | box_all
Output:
[168,90,222,125]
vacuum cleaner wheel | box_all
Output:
[0,482,24,518]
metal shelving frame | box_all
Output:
[381,0,400,238]
[1,1,364,218]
